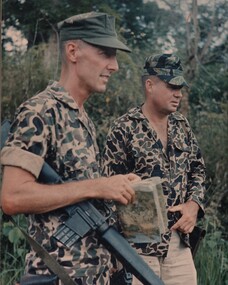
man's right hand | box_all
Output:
[95,174,140,205]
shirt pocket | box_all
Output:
[173,141,191,173]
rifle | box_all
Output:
[1,119,164,285]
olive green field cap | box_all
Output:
[57,11,131,52]
[143,53,189,87]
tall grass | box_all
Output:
[195,218,228,285]
[190,99,228,285]
[0,214,28,285]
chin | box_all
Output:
[165,109,175,115]
[95,85,107,93]
[170,106,178,112]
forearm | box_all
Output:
[186,174,206,218]
[185,121,206,212]
[186,152,206,216]
[1,166,102,214]
[1,166,139,215]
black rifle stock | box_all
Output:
[1,119,164,285]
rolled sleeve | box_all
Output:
[1,146,44,178]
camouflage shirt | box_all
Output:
[102,106,206,257]
[1,81,114,279]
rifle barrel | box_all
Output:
[101,227,163,285]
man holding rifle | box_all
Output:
[1,12,143,285]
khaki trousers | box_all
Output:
[132,231,197,285]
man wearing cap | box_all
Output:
[102,53,206,285]
[1,12,140,285]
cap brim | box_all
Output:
[82,37,131,52]
[158,75,189,87]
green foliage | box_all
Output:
[2,0,105,47]
[3,0,148,48]
[0,213,28,284]
[190,63,228,107]
[195,218,228,285]
[1,43,56,121]
[189,99,228,233]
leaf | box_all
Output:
[8,228,24,244]
[2,222,15,236]
[16,248,26,257]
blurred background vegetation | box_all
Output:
[0,0,227,284]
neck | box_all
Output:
[142,103,169,150]
[142,103,168,125]
[59,68,90,108]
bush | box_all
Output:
[195,218,228,285]
[189,98,228,234]
[190,98,228,285]
[0,213,28,284]
[1,43,57,121]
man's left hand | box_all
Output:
[169,201,199,234]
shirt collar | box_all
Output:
[47,80,80,110]
[128,105,145,120]
[128,105,185,123]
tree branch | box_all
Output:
[199,2,216,61]
[156,0,173,9]
[192,0,199,57]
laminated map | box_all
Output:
[116,177,168,243]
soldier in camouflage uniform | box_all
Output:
[1,12,140,285]
[102,54,206,285]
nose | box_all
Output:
[174,89,182,98]
[108,56,119,73]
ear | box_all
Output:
[65,41,79,63]
[145,78,153,92]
